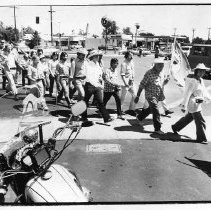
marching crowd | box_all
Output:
[0,38,211,143]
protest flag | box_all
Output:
[170,40,191,88]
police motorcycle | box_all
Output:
[0,101,92,203]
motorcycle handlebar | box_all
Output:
[23,121,51,132]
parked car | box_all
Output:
[33,46,60,57]
[70,44,83,49]
[160,47,172,60]
[141,48,151,56]
[181,46,192,57]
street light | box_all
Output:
[135,23,140,48]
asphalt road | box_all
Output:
[1,54,211,203]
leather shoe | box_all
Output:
[165,110,174,115]
[171,125,179,135]
[104,117,114,123]
[197,140,208,144]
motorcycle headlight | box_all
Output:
[22,156,32,166]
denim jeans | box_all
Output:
[103,91,122,116]
[172,111,207,141]
[137,98,161,131]
[82,82,110,122]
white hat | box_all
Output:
[39,54,45,59]
[77,48,88,55]
[192,63,209,71]
[154,57,165,64]
[98,50,104,55]
[88,50,100,59]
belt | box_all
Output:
[60,75,68,78]
[75,76,86,80]
[10,68,17,70]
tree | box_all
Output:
[102,21,119,36]
[123,27,133,35]
[139,32,154,37]
[4,26,19,43]
[205,39,211,44]
[27,31,41,49]
[192,37,205,44]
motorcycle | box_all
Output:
[0,101,92,203]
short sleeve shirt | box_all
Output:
[140,68,165,101]
[28,63,45,81]
[120,60,135,80]
[103,68,118,92]
[56,61,71,77]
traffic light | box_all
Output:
[36,16,39,24]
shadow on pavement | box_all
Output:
[128,118,153,126]
[150,132,197,143]
[183,157,211,178]
[114,125,153,133]
[49,109,71,117]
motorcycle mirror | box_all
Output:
[71,101,87,116]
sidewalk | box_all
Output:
[1,111,211,143]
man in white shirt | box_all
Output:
[72,48,88,100]
[120,51,137,116]
[27,55,49,111]
[171,63,211,144]
[1,45,21,100]
[81,50,113,123]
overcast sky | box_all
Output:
[0,1,210,40]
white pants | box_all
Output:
[121,85,137,111]
[31,80,47,108]
[5,69,18,95]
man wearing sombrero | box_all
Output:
[134,57,166,134]
[81,50,114,123]
[171,63,211,144]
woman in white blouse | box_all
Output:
[171,63,211,144]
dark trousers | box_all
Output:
[49,74,55,94]
[82,83,110,122]
[103,91,122,116]
[69,86,77,99]
[22,70,30,86]
[172,111,206,141]
[137,99,161,131]
[2,75,7,89]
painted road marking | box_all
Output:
[86,144,122,153]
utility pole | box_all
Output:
[192,28,196,42]
[173,28,177,37]
[48,5,55,45]
[208,27,211,40]
[135,23,140,48]
[13,6,17,42]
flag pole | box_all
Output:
[169,34,177,76]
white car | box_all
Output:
[43,47,60,57]
[181,46,192,57]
